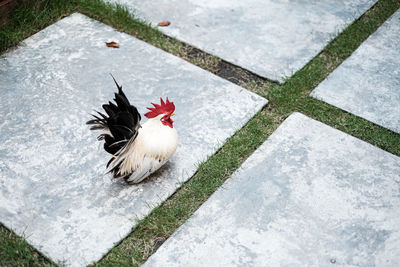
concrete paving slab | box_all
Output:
[144,112,400,267]
[0,13,267,266]
[311,10,400,134]
[109,0,377,82]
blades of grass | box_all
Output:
[0,0,77,53]
[0,224,56,267]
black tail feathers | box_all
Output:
[87,75,142,177]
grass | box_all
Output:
[0,225,55,266]
[0,0,399,266]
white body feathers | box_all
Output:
[109,114,178,183]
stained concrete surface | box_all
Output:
[0,13,267,266]
[311,10,400,134]
[144,112,400,267]
[109,0,377,82]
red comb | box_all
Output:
[145,97,175,118]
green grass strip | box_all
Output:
[0,0,399,266]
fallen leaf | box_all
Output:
[106,41,119,48]
[158,20,171,27]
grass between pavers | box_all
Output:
[0,0,399,266]
[0,225,54,267]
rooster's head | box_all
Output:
[145,97,175,128]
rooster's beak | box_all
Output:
[170,113,175,116]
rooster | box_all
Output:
[87,76,178,184]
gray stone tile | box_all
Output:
[109,0,377,82]
[311,10,400,134]
[0,13,267,266]
[144,112,400,267]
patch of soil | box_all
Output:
[216,60,266,87]
[0,0,17,26]
[185,46,265,87]
[0,0,35,26]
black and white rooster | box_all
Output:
[87,77,178,184]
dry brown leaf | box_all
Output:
[158,20,171,27]
[106,41,119,48]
